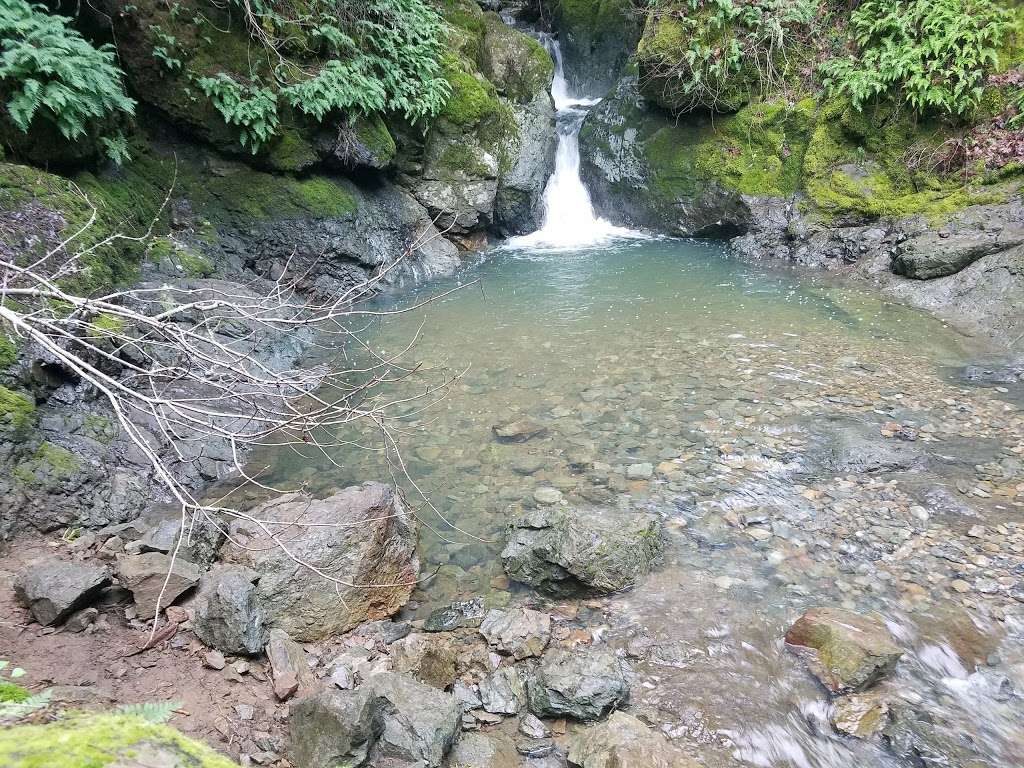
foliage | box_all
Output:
[196,74,279,152]
[0,0,135,162]
[116,700,181,724]
[637,0,821,113]
[820,0,1010,117]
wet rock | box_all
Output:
[815,421,923,475]
[830,693,891,739]
[365,672,461,767]
[784,608,903,694]
[220,483,418,641]
[882,704,986,768]
[289,688,382,768]
[527,648,630,720]
[502,506,662,596]
[479,666,527,715]
[493,419,549,443]
[266,628,312,701]
[480,607,551,660]
[424,598,487,631]
[115,552,200,615]
[390,632,457,690]
[192,564,265,655]
[567,711,688,768]
[447,731,520,768]
[14,560,109,626]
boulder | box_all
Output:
[389,632,457,690]
[831,693,891,739]
[14,560,110,626]
[365,672,461,767]
[266,628,314,701]
[192,564,266,655]
[527,648,630,720]
[784,608,903,694]
[289,688,383,768]
[115,552,199,614]
[479,666,526,715]
[447,731,520,768]
[568,711,690,768]
[502,506,662,596]
[220,484,419,641]
[479,607,551,659]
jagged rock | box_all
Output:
[266,628,313,701]
[527,648,630,720]
[785,608,903,694]
[14,560,110,626]
[389,632,457,690]
[192,564,266,655]
[479,666,526,715]
[479,608,551,660]
[502,506,662,596]
[519,713,550,739]
[831,693,891,739]
[62,607,98,633]
[220,483,419,641]
[115,552,199,614]
[568,711,689,768]
[492,419,549,443]
[289,688,383,768]
[447,731,520,768]
[365,672,461,767]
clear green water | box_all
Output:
[247,238,1024,768]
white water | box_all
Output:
[507,36,642,250]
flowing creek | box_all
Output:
[246,38,1024,768]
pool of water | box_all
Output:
[248,238,1024,768]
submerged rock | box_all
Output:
[831,693,891,739]
[424,598,488,631]
[785,607,903,694]
[502,506,662,596]
[192,564,265,655]
[527,648,630,720]
[568,711,689,768]
[492,419,549,443]
[220,483,418,641]
[14,560,109,626]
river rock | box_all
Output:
[191,564,265,655]
[784,607,903,694]
[493,419,549,443]
[219,483,419,641]
[502,505,662,596]
[480,607,551,660]
[390,632,457,690]
[365,672,461,767]
[289,688,383,768]
[115,552,199,615]
[266,628,313,701]
[479,666,527,715]
[568,711,689,768]
[527,648,630,720]
[14,559,110,626]
[424,598,487,631]
[830,692,891,739]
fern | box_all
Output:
[197,74,279,152]
[0,689,51,723]
[0,0,136,162]
[117,700,181,724]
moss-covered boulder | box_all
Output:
[549,0,642,97]
[479,12,554,104]
[0,713,239,767]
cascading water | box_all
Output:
[507,35,641,250]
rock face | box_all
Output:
[365,672,461,767]
[192,564,266,655]
[116,552,200,614]
[479,607,551,660]
[784,608,903,694]
[550,0,641,97]
[502,506,662,596]
[220,484,419,641]
[568,711,688,768]
[527,648,630,720]
[14,560,109,626]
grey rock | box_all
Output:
[424,598,487,631]
[204,650,226,670]
[220,484,419,641]
[479,608,551,660]
[365,672,461,767]
[266,628,312,701]
[519,713,549,739]
[493,419,549,443]
[116,552,199,614]
[527,648,630,720]
[502,506,662,596]
[494,92,558,235]
[568,711,689,768]
[289,688,383,768]
[447,731,520,768]
[479,666,526,715]
[192,564,265,655]
[62,606,99,633]
[14,560,109,626]
[389,632,457,690]
[831,693,891,739]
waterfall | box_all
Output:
[507,35,640,250]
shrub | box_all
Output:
[820,0,1010,117]
[0,0,135,162]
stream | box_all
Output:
[251,36,1024,768]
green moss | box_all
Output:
[0,681,29,704]
[291,177,358,217]
[13,442,81,487]
[264,128,319,173]
[0,334,16,369]
[0,386,35,437]
[90,314,126,334]
[82,413,117,443]
[554,0,633,38]
[0,714,239,768]
[441,54,502,126]
[438,144,493,177]
[353,114,397,166]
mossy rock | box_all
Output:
[479,12,554,103]
[550,0,641,95]
[0,713,239,768]
[13,442,82,489]
[0,386,36,438]
[0,334,17,369]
